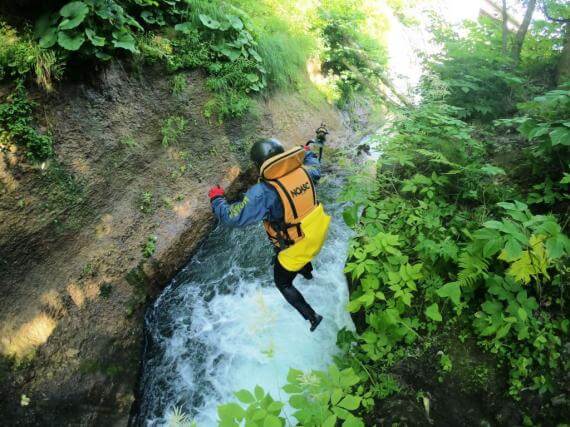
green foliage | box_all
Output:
[426,3,566,123]
[218,385,285,427]
[425,17,541,121]
[314,0,388,105]
[341,92,569,415]
[142,235,157,258]
[161,115,187,146]
[285,365,364,427]
[496,83,570,207]
[231,0,317,91]
[35,0,143,56]
[120,135,138,148]
[437,351,452,382]
[171,73,187,95]
[217,365,365,427]
[0,21,64,91]
[170,6,267,120]
[0,82,54,160]
[23,0,318,119]
[139,190,154,213]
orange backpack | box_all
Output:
[260,146,318,249]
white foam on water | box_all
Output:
[139,177,354,426]
[191,266,352,426]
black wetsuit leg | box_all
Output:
[299,262,314,280]
[273,257,316,320]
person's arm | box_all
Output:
[303,148,321,182]
[210,183,269,227]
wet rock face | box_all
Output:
[0,62,355,424]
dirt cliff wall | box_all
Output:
[0,63,360,425]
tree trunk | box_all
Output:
[502,0,509,54]
[557,26,570,84]
[511,0,537,65]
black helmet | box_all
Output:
[250,138,285,169]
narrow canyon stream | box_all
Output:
[137,170,356,426]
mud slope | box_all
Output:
[0,63,359,425]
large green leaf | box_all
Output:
[254,385,264,400]
[323,414,338,427]
[174,22,193,33]
[499,237,523,262]
[425,303,442,322]
[249,48,262,62]
[234,389,254,404]
[436,282,461,305]
[342,204,359,227]
[337,394,361,410]
[228,15,243,30]
[483,238,503,258]
[527,124,550,140]
[339,368,360,388]
[57,31,85,51]
[217,402,245,420]
[59,1,89,30]
[480,164,506,176]
[219,46,241,61]
[550,127,570,146]
[112,31,138,52]
[199,14,221,29]
[252,409,268,421]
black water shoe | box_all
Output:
[310,314,323,332]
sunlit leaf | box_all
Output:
[425,303,442,322]
[59,1,89,30]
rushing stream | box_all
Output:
[137,170,355,426]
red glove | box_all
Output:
[208,185,225,201]
[303,144,311,151]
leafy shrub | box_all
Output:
[426,17,528,121]
[341,97,569,414]
[139,190,154,213]
[0,22,38,79]
[254,16,314,91]
[314,0,388,105]
[171,73,187,95]
[161,115,187,146]
[35,0,142,57]
[218,385,285,427]
[285,364,364,427]
[0,82,54,160]
[0,22,63,90]
[218,365,365,427]
[171,9,266,119]
[142,235,157,258]
[496,83,570,207]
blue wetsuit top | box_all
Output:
[211,150,321,227]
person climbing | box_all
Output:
[207,126,331,331]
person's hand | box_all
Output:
[302,140,315,151]
[208,185,225,201]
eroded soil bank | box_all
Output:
[0,63,364,425]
